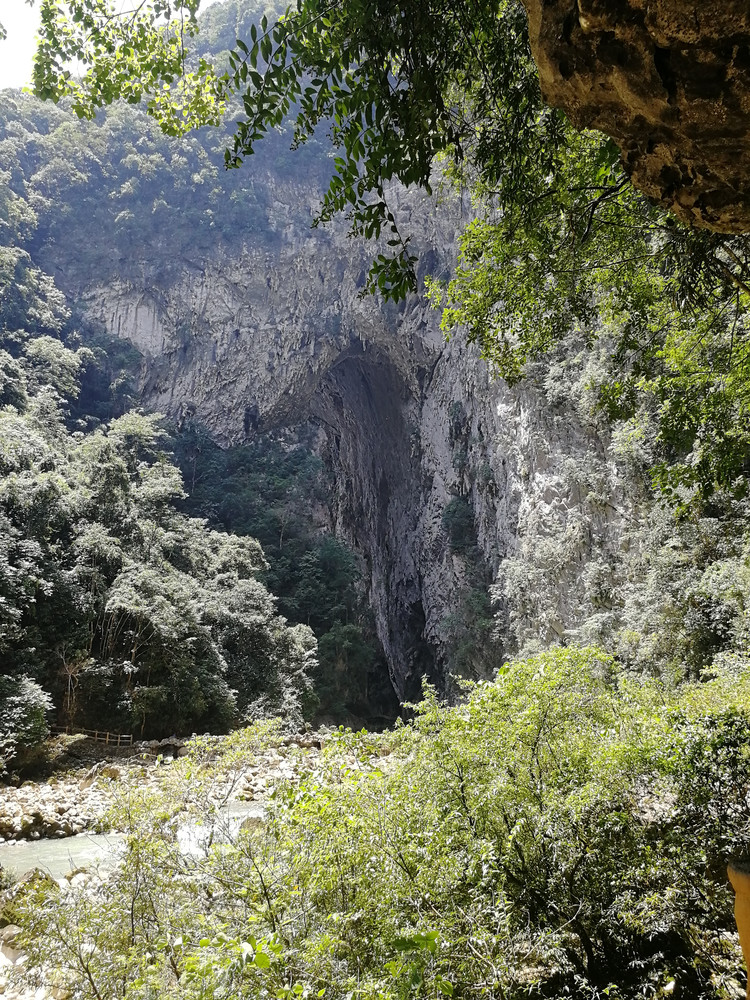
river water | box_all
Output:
[0,801,265,878]
[0,832,126,878]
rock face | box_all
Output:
[522,0,750,232]
[79,180,626,701]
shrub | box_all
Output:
[14,650,750,1000]
[0,674,52,771]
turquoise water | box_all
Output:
[0,801,266,878]
[0,832,126,878]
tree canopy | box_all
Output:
[0,223,320,764]
[19,0,750,503]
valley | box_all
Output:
[1,1,750,998]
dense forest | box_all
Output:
[0,31,397,758]
[1,1,750,998]
[0,2,325,288]
[0,0,748,761]
[0,238,322,750]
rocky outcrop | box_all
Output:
[522,0,750,232]
[0,733,331,845]
[79,179,627,701]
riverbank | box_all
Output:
[1,734,195,844]
[0,726,334,999]
[0,672,747,1000]
[0,730,327,847]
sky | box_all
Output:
[0,0,224,91]
[0,2,40,90]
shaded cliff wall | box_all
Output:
[79,181,627,699]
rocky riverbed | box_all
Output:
[0,729,336,1000]
[1,741,184,843]
[0,732,326,845]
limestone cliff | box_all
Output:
[79,180,627,700]
[522,0,750,232]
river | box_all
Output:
[0,801,265,878]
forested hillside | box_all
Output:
[0,2,324,290]
[1,3,750,1000]
[0,234,321,763]
[2,0,750,754]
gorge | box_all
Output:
[2,2,750,998]
[0,62,741,719]
[2,0,748,727]
[75,178,628,703]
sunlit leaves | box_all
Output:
[0,287,317,738]
[33,0,226,134]
[18,652,750,998]
[222,0,544,296]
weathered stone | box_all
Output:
[75,187,631,700]
[239,815,265,833]
[522,0,750,231]
[79,766,99,790]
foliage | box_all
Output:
[0,404,317,735]
[437,486,503,683]
[439,586,501,686]
[175,427,397,724]
[23,0,750,307]
[0,232,317,741]
[428,136,750,501]
[440,496,475,555]
[461,326,750,684]
[0,674,53,772]
[33,0,226,134]
[14,647,750,999]
[0,80,328,290]
[22,0,750,500]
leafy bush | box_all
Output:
[0,674,52,771]
[15,648,750,999]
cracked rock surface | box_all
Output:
[523,0,750,231]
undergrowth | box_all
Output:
[13,647,750,1000]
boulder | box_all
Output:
[0,925,22,970]
[239,815,265,833]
